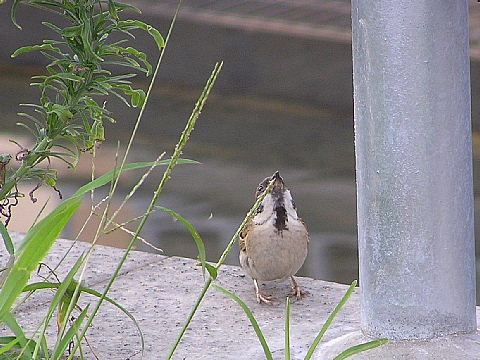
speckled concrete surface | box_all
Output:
[1,237,480,359]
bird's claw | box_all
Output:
[288,286,309,300]
[289,276,309,300]
[256,291,278,305]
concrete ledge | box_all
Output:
[317,331,480,360]
[1,236,479,359]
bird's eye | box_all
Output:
[257,185,264,193]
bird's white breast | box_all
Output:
[240,214,308,281]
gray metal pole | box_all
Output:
[352,0,476,340]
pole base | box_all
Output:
[314,330,480,360]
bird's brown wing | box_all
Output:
[299,217,310,243]
[239,220,254,251]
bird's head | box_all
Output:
[253,171,298,232]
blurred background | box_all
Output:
[0,0,479,294]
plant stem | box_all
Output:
[0,137,50,201]
[66,34,221,360]
[167,279,212,359]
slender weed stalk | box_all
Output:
[101,0,184,230]
[167,178,276,359]
[65,61,223,359]
[0,1,189,357]
[0,1,390,359]
[0,158,190,358]
[161,187,389,359]
[285,297,291,360]
[0,3,170,353]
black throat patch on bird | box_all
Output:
[274,206,288,232]
[273,190,288,232]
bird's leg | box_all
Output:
[289,276,309,300]
[254,279,277,305]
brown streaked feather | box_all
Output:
[239,219,254,252]
[299,218,310,243]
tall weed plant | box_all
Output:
[0,0,388,358]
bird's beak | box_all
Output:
[272,171,284,190]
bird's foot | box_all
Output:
[289,276,309,300]
[254,279,278,305]
[288,286,309,300]
[256,291,278,305]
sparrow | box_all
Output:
[239,171,309,305]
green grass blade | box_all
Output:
[52,305,89,360]
[156,206,216,279]
[0,222,14,255]
[39,335,48,360]
[304,280,358,360]
[333,338,389,360]
[2,312,34,359]
[0,337,20,355]
[22,281,145,353]
[0,336,17,345]
[117,20,165,50]
[0,162,199,313]
[65,1,192,357]
[73,159,197,197]
[167,279,211,360]
[213,284,273,360]
[285,297,291,360]
[0,197,82,321]
[71,286,145,353]
[0,256,14,290]
[168,177,275,359]
[40,255,85,356]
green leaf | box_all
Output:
[156,206,215,279]
[304,280,358,360]
[0,197,82,321]
[0,337,20,355]
[46,73,84,82]
[23,281,145,353]
[117,20,164,50]
[52,305,89,360]
[70,286,145,353]
[33,255,85,357]
[39,335,49,359]
[108,88,131,107]
[44,174,57,188]
[333,339,389,360]
[28,0,78,21]
[47,104,73,122]
[91,120,105,142]
[112,2,142,14]
[102,60,148,74]
[11,0,23,29]
[58,278,82,329]
[110,46,152,76]
[0,336,18,346]
[11,44,61,58]
[3,312,35,359]
[41,21,63,35]
[107,0,119,21]
[285,297,291,360]
[111,84,146,107]
[0,222,14,255]
[205,264,217,280]
[213,285,273,360]
[61,24,83,38]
